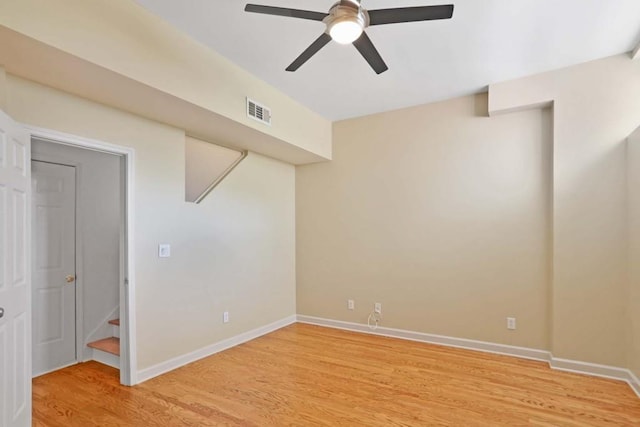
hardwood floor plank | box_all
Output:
[33,323,640,426]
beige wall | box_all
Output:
[628,128,640,379]
[298,54,640,369]
[297,94,552,350]
[490,54,640,367]
[5,75,296,370]
[0,0,331,160]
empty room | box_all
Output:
[1,0,640,425]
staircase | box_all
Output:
[87,319,120,369]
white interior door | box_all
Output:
[31,161,76,377]
[0,110,31,426]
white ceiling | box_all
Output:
[134,0,640,121]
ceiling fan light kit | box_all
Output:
[329,19,363,44]
[325,2,368,44]
[244,1,454,74]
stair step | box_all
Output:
[88,337,120,356]
[108,319,120,326]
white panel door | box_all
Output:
[31,161,76,377]
[0,110,31,427]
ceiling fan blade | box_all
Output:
[353,32,388,74]
[286,33,332,72]
[244,4,328,21]
[368,5,454,25]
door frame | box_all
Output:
[23,124,137,386]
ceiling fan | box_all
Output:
[244,0,454,74]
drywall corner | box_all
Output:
[0,66,6,110]
[627,127,640,380]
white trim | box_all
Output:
[90,348,120,370]
[32,361,78,379]
[22,124,137,385]
[630,371,640,398]
[25,126,134,157]
[549,357,634,382]
[296,315,640,399]
[296,315,549,362]
[121,153,136,385]
[550,359,640,398]
[137,315,297,384]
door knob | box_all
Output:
[65,275,76,283]
[0,307,4,318]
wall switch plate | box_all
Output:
[348,299,355,310]
[223,311,229,323]
[374,303,382,314]
[507,317,516,330]
[158,244,171,258]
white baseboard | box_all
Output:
[628,370,640,398]
[136,315,297,384]
[297,315,640,399]
[129,312,639,399]
[90,348,120,370]
[296,315,550,362]
[550,357,631,382]
[32,361,79,378]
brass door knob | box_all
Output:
[65,275,76,283]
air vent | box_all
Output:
[246,98,272,126]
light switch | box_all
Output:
[158,244,171,258]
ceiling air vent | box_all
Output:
[246,98,272,126]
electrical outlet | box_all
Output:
[223,311,229,324]
[374,303,382,314]
[507,317,516,330]
[158,244,171,258]
[348,299,355,310]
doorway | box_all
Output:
[26,126,137,386]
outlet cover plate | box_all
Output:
[158,244,171,258]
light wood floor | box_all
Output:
[33,323,640,426]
